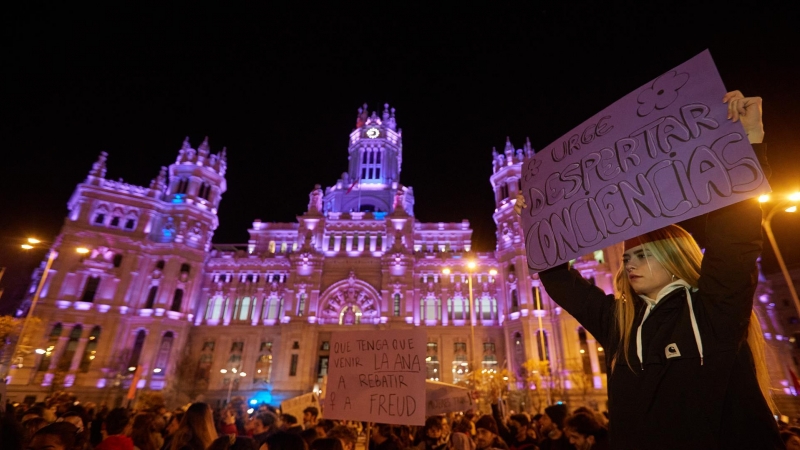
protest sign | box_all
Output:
[425,380,472,415]
[325,328,426,425]
[521,50,770,271]
[281,392,319,422]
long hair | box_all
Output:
[130,413,158,450]
[612,224,776,412]
[170,403,218,450]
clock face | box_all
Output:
[366,128,380,139]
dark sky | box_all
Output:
[2,3,799,307]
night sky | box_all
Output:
[2,4,799,308]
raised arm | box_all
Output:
[699,91,767,326]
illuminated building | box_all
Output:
[9,103,795,414]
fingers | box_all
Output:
[724,90,745,121]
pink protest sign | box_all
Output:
[324,328,427,425]
[521,50,770,272]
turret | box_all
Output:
[167,136,227,210]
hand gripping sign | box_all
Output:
[521,50,770,272]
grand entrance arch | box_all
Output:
[317,271,381,325]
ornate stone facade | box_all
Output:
[11,103,793,413]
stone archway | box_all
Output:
[317,271,381,325]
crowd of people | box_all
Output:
[3,392,799,450]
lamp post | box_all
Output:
[221,366,247,404]
[760,193,800,319]
[443,263,497,385]
[2,241,89,377]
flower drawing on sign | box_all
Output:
[636,70,690,117]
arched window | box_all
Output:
[532,286,543,310]
[156,260,166,270]
[56,325,83,372]
[393,294,401,316]
[79,326,101,373]
[38,323,63,372]
[254,341,273,384]
[482,341,498,371]
[268,241,276,254]
[297,293,306,316]
[452,342,469,384]
[478,296,496,320]
[514,332,525,374]
[510,290,519,313]
[112,254,123,268]
[448,296,469,320]
[265,296,283,321]
[535,330,550,365]
[578,327,593,375]
[426,342,439,380]
[180,263,191,275]
[154,332,174,374]
[145,286,158,309]
[339,305,362,325]
[205,296,225,321]
[171,289,184,312]
[421,296,440,321]
[81,276,101,302]
[235,297,251,321]
[128,330,147,369]
[177,178,189,194]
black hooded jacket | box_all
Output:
[538,145,782,450]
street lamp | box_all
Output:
[9,241,89,370]
[221,366,247,403]
[443,262,497,384]
[760,192,800,320]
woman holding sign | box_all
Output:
[519,92,782,449]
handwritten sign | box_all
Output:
[325,329,426,425]
[521,50,770,271]
[281,392,319,422]
[425,380,472,416]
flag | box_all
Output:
[346,177,360,194]
[127,366,142,400]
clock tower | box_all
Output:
[323,103,414,215]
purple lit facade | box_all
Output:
[6,104,796,414]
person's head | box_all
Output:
[302,406,319,425]
[247,411,277,435]
[22,417,50,443]
[281,413,298,427]
[130,413,158,450]
[173,403,217,450]
[104,407,131,436]
[371,424,393,445]
[300,427,318,448]
[326,425,356,450]
[613,225,701,367]
[1,416,24,450]
[166,411,184,436]
[565,413,605,450]
[28,422,83,450]
[474,415,499,449]
[314,419,334,438]
[782,432,800,450]
[56,412,84,434]
[207,435,259,450]
[508,413,530,441]
[424,415,443,440]
[543,404,568,433]
[265,431,308,450]
[309,437,344,450]
[21,407,45,423]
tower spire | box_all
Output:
[88,152,108,179]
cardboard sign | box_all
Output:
[281,392,320,422]
[425,380,472,415]
[521,50,770,271]
[325,329,426,425]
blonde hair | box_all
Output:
[612,224,776,412]
[170,403,218,450]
